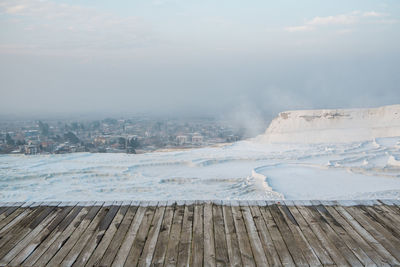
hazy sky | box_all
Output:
[0,0,399,118]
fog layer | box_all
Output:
[0,0,399,117]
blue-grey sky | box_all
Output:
[0,0,399,118]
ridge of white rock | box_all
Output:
[260,104,400,143]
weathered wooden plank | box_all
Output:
[6,204,76,266]
[0,202,41,238]
[23,202,39,207]
[29,205,91,266]
[231,204,256,267]
[377,203,400,224]
[311,201,376,266]
[0,202,22,216]
[151,204,175,266]
[0,204,64,265]
[304,202,364,266]
[203,202,216,267]
[268,203,309,266]
[123,204,157,266]
[334,204,400,266]
[45,202,104,266]
[0,202,23,222]
[22,205,84,266]
[277,203,321,266]
[378,199,397,206]
[284,201,334,266]
[0,201,399,267]
[54,203,107,266]
[361,204,400,239]
[381,200,400,216]
[29,204,93,266]
[295,202,349,266]
[0,204,13,217]
[251,202,282,266]
[0,203,35,234]
[72,202,123,266]
[319,201,390,267]
[222,204,242,267]
[0,202,60,260]
[137,203,166,267]
[374,201,400,226]
[191,201,204,267]
[177,203,194,267]
[98,204,137,266]
[259,204,295,266]
[212,202,229,267]
[240,203,269,266]
[342,204,400,262]
[163,204,185,267]
[61,203,115,266]
[0,207,8,216]
[111,205,146,267]
[84,203,130,267]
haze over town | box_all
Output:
[1,0,399,118]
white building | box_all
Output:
[191,135,203,144]
[176,135,187,145]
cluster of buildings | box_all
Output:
[0,116,242,155]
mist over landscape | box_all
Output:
[1,0,399,118]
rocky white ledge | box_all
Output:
[260,104,400,143]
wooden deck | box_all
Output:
[0,200,399,266]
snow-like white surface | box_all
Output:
[1,137,400,201]
[260,104,400,143]
[1,105,400,202]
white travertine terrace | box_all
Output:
[261,104,400,143]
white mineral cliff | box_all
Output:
[260,104,400,143]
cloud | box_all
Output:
[152,0,181,6]
[285,11,391,32]
[362,11,386,18]
[0,0,152,55]
[307,14,358,26]
[284,25,313,32]
[4,4,26,14]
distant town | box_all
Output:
[0,117,244,155]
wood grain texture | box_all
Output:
[0,201,398,266]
